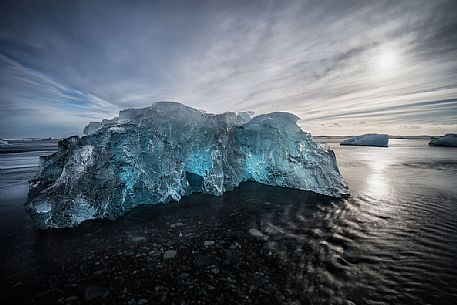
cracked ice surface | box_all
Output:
[25,102,349,228]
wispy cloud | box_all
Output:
[0,54,119,137]
[0,0,456,137]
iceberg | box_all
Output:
[428,133,457,147]
[83,118,119,135]
[340,133,389,147]
[25,102,349,229]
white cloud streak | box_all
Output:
[0,0,456,137]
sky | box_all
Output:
[1,0,457,138]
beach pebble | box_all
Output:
[163,250,177,259]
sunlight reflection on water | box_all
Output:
[1,138,457,304]
[367,160,389,199]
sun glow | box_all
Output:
[375,48,399,70]
[377,50,398,69]
[371,46,402,79]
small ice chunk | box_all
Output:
[163,250,177,259]
[249,228,268,240]
[131,236,145,242]
[170,222,185,228]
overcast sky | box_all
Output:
[1,0,457,138]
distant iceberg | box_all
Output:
[428,134,457,147]
[25,102,349,229]
[340,133,389,147]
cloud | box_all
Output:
[0,54,119,137]
[0,0,456,137]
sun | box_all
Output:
[370,46,402,79]
[375,48,399,70]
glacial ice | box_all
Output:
[340,133,389,147]
[428,134,457,147]
[83,118,119,135]
[25,102,349,229]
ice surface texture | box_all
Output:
[25,102,349,229]
[83,118,119,135]
[340,133,389,147]
[428,134,457,147]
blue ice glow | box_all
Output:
[25,102,349,228]
[186,151,214,177]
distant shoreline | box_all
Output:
[1,135,440,141]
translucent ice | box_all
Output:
[428,134,457,147]
[25,102,349,228]
[83,118,119,135]
[340,133,389,147]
